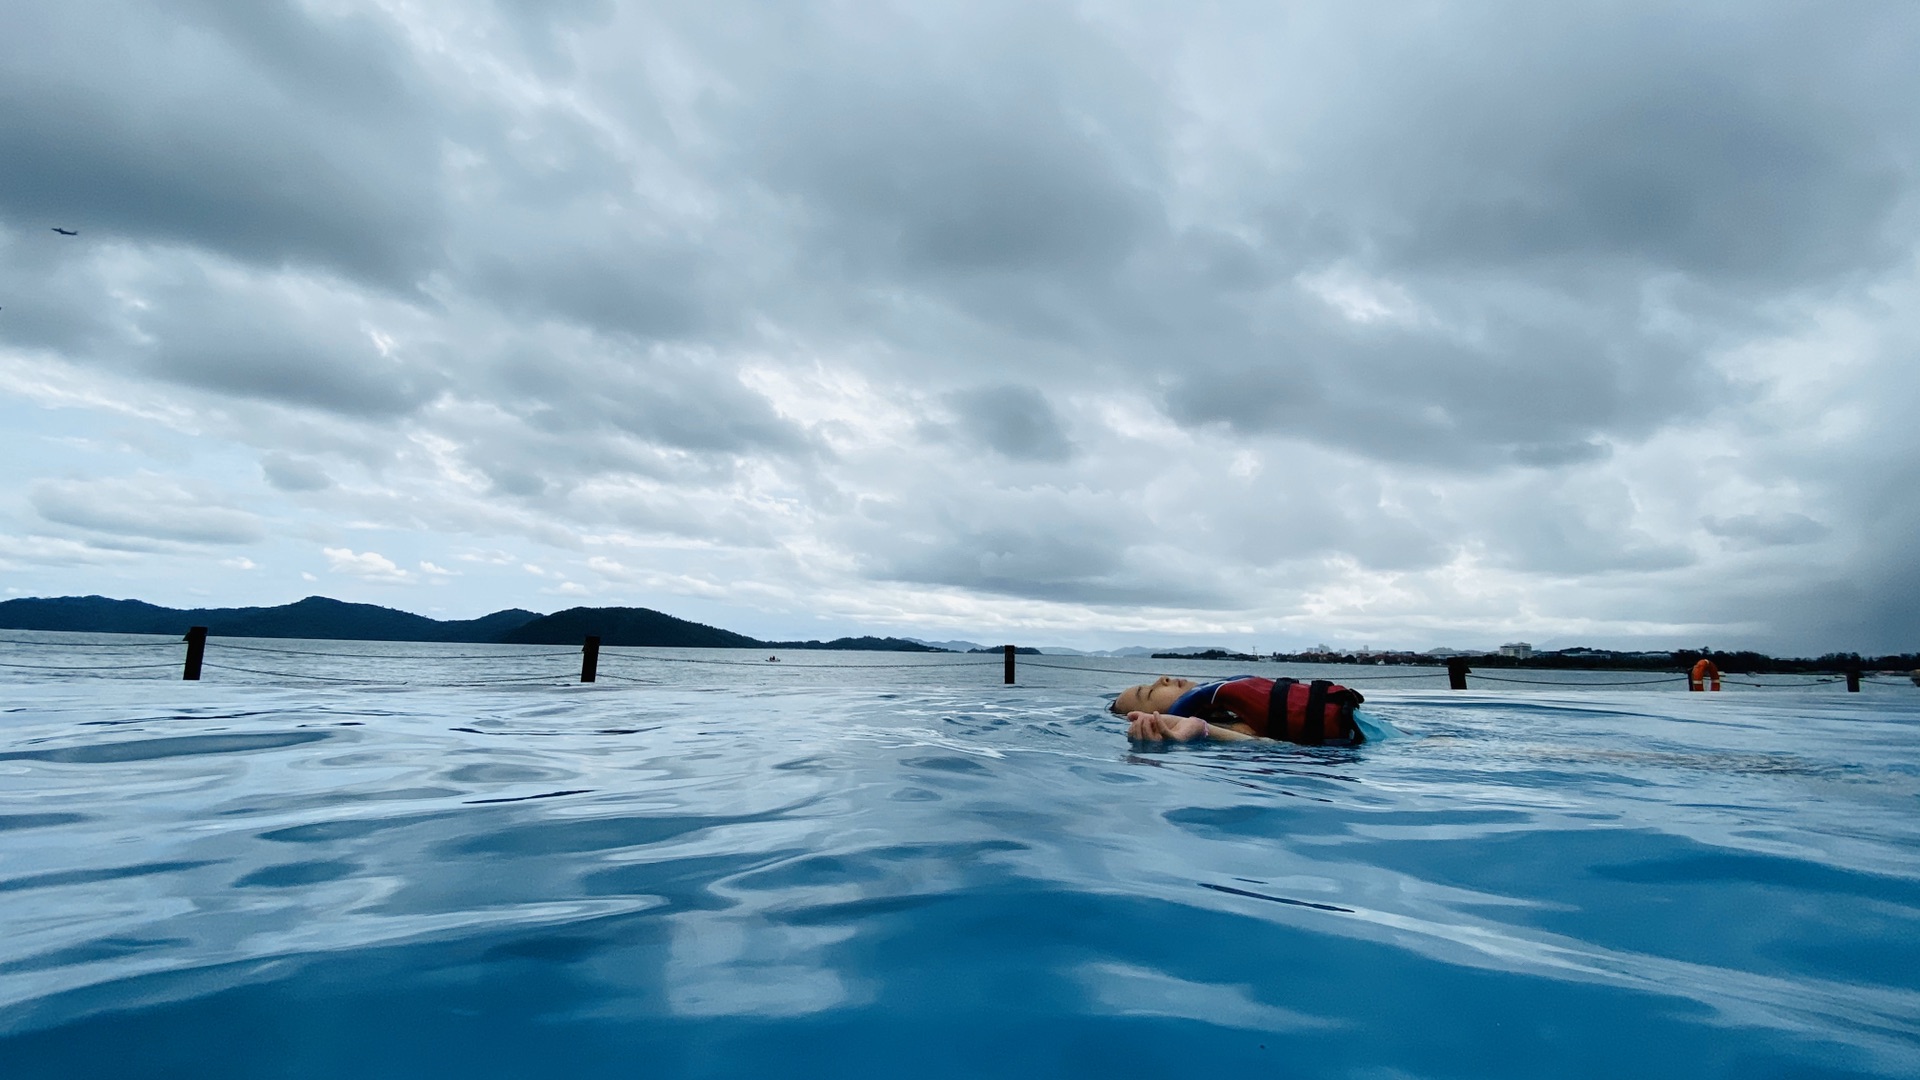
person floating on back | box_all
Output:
[1112,675,1366,745]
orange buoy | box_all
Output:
[1689,658,1721,692]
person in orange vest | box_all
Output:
[1689,658,1722,691]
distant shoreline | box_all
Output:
[5,595,1911,672]
[0,594,945,653]
[1155,647,1919,675]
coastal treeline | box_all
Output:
[1156,647,1918,673]
[0,595,945,652]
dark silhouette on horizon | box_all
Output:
[0,594,951,652]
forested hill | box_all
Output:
[0,595,543,642]
[0,595,946,651]
[498,606,759,648]
[494,608,945,651]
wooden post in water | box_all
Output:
[1446,657,1470,691]
[1004,644,1016,685]
[182,626,207,681]
[581,635,601,683]
[1845,666,1861,693]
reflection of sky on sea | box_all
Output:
[2,652,1917,1076]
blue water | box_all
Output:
[2,636,1917,1078]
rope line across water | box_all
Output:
[214,641,580,660]
[0,637,177,648]
[608,653,999,670]
[1020,659,1187,677]
[1021,659,1454,682]
[0,659,180,671]
[1470,673,1684,687]
[200,662,391,684]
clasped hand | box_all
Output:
[1125,711,1208,743]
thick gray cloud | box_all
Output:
[943,386,1075,463]
[1704,512,1830,548]
[1,0,1916,651]
[260,452,333,493]
[31,476,264,545]
[0,2,445,287]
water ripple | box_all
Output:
[0,679,1915,1078]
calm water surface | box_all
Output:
[1,636,1916,1078]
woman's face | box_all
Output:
[1113,676,1196,715]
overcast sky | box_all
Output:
[2,1,1916,654]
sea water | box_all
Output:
[1,635,1917,1078]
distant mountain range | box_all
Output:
[902,637,989,652]
[0,595,947,651]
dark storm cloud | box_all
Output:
[942,385,1074,463]
[467,240,710,342]
[726,3,1164,281]
[0,1,446,287]
[487,341,812,459]
[1849,522,1920,652]
[131,270,445,417]
[692,0,1917,477]
[0,227,126,358]
[1704,512,1829,548]
[0,225,446,417]
[1286,3,1917,285]
[1156,307,1697,471]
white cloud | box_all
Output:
[586,555,634,581]
[0,533,135,568]
[323,547,412,584]
[456,549,517,565]
[1296,265,1428,327]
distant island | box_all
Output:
[1216,646,1918,675]
[0,595,950,652]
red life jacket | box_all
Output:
[1196,677,1365,744]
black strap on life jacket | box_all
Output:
[1267,678,1296,741]
[1303,680,1332,745]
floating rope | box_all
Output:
[604,653,997,670]
[0,659,178,671]
[214,641,579,659]
[1021,658,1454,683]
[199,662,389,684]
[1469,673,1685,687]
[1020,659,1189,677]
[0,637,175,648]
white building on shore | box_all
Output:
[1499,642,1534,659]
